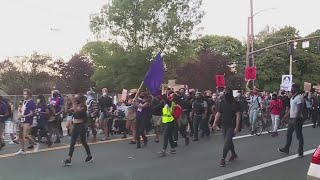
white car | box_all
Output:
[307,145,320,180]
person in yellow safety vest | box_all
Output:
[160,95,176,157]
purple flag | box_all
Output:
[144,53,164,96]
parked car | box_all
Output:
[307,145,320,180]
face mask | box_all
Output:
[36,99,41,104]
[102,93,107,97]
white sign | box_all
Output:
[280,75,293,91]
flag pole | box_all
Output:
[134,81,144,99]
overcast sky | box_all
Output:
[0,0,319,60]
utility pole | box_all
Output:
[250,0,254,66]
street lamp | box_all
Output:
[247,6,277,67]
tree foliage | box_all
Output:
[176,51,244,91]
[254,26,320,91]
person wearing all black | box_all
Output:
[63,94,93,166]
[98,88,113,141]
[235,91,248,130]
[213,88,241,167]
[172,93,190,146]
[134,92,149,148]
[191,92,208,141]
[203,91,214,137]
[311,93,319,128]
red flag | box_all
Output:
[245,67,256,80]
[215,75,225,88]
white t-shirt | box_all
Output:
[290,94,303,118]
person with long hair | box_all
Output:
[213,88,241,167]
[133,92,149,148]
[63,93,93,166]
[65,95,74,136]
[15,89,39,155]
[33,95,53,147]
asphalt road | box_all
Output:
[0,123,319,180]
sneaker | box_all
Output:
[27,145,34,149]
[228,153,238,162]
[278,148,289,154]
[185,137,190,146]
[250,131,254,135]
[62,159,72,166]
[160,151,166,157]
[312,124,316,128]
[85,156,94,163]
[15,149,26,155]
[170,149,177,154]
[154,139,160,143]
[101,137,108,141]
[47,141,53,148]
[33,143,39,152]
[219,159,226,167]
[298,153,304,158]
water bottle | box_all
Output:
[32,116,38,127]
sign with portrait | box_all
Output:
[280,75,293,91]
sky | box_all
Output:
[0,0,319,60]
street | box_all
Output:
[0,123,318,180]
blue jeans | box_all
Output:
[249,109,258,131]
[193,115,202,139]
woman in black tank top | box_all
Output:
[63,94,93,166]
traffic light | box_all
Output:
[288,42,294,55]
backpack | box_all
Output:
[193,100,205,115]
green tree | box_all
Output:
[87,0,204,90]
[254,27,320,91]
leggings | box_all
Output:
[68,123,91,158]
[222,127,236,159]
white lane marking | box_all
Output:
[233,123,313,140]
[208,149,316,180]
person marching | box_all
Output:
[86,90,99,142]
[269,93,283,137]
[33,95,53,148]
[133,92,149,148]
[160,95,176,157]
[15,89,39,155]
[63,94,93,166]
[191,92,208,141]
[213,88,241,167]
[278,84,304,158]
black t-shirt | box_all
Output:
[279,96,290,109]
[98,96,113,115]
[218,100,241,128]
[205,97,214,115]
[151,97,163,116]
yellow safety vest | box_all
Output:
[162,103,175,124]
